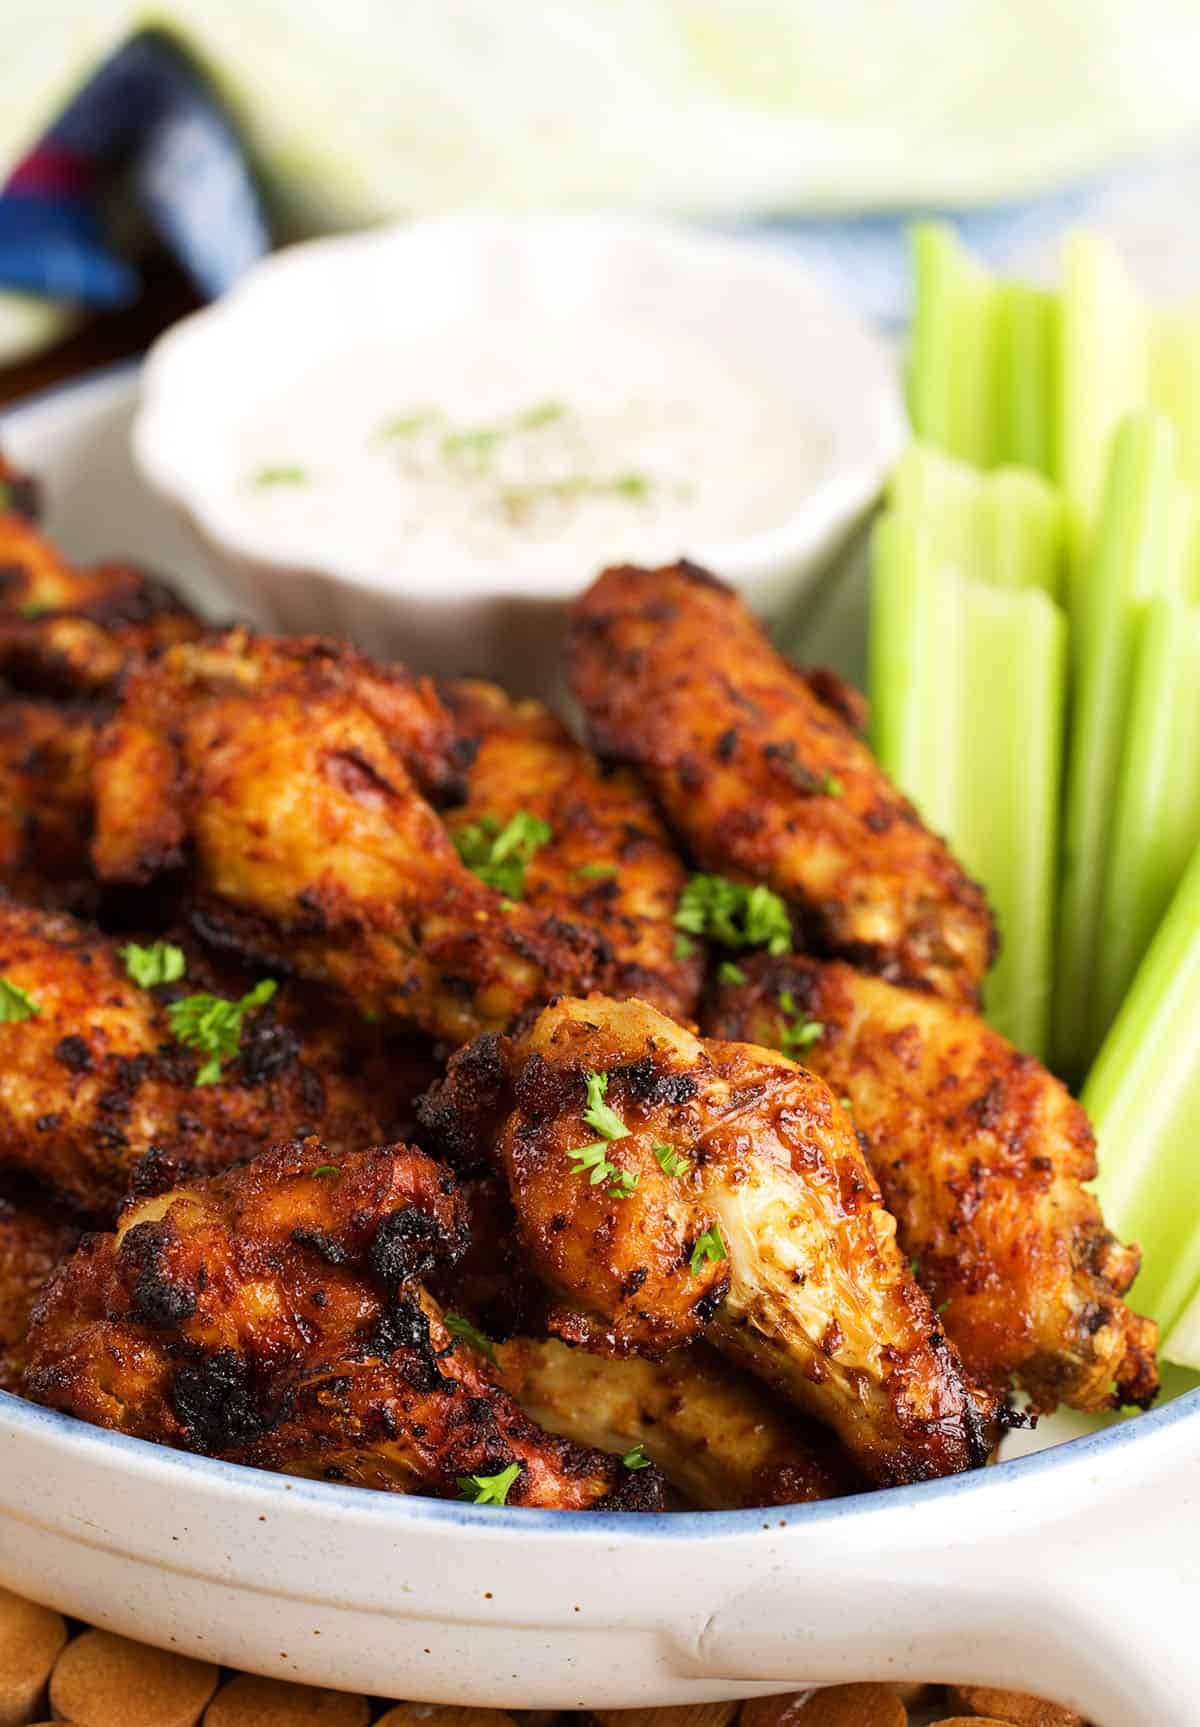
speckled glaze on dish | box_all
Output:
[0,369,1195,1727]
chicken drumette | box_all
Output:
[420,994,998,1487]
[569,562,993,1004]
[705,954,1158,1413]
[25,1138,662,1510]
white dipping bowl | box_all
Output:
[133,214,903,695]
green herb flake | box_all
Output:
[374,409,439,442]
[673,933,698,960]
[251,465,307,487]
[675,874,792,956]
[607,1168,640,1200]
[717,961,747,986]
[567,1141,619,1186]
[457,1462,522,1505]
[0,977,39,1022]
[622,1444,652,1470]
[778,992,824,1055]
[445,1312,498,1364]
[582,1071,629,1142]
[822,774,844,797]
[121,940,187,989]
[167,977,278,1086]
[452,810,552,899]
[689,1222,727,1277]
[310,1164,340,1178]
[653,1141,690,1179]
[576,862,617,880]
[517,400,567,431]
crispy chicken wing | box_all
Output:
[705,955,1158,1413]
[492,1335,857,1509]
[440,679,700,1020]
[421,994,997,1486]
[0,900,437,1216]
[569,562,993,1003]
[0,697,97,909]
[0,506,201,698]
[0,1195,77,1392]
[26,1139,662,1509]
[90,632,616,1045]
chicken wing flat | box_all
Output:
[0,900,437,1217]
[569,562,993,1003]
[440,679,700,1020]
[421,994,997,1487]
[492,1335,856,1509]
[705,955,1158,1414]
[0,697,97,910]
[0,1195,77,1392]
[26,1139,662,1510]
[90,632,614,1045]
[0,506,201,698]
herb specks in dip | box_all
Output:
[236,320,827,571]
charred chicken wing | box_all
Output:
[440,678,700,1020]
[569,562,993,1003]
[0,900,437,1216]
[25,1139,662,1509]
[706,955,1158,1413]
[0,697,97,909]
[0,1195,77,1392]
[421,994,997,1486]
[90,632,612,1044]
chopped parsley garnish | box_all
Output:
[501,470,653,516]
[374,409,440,442]
[822,774,844,797]
[622,1444,652,1470]
[654,1141,690,1179]
[568,1071,637,1197]
[689,1222,727,1277]
[777,991,824,1054]
[167,978,278,1085]
[445,1312,498,1364]
[310,1164,340,1178]
[0,977,39,1022]
[443,400,566,465]
[673,934,698,960]
[121,941,186,988]
[717,961,747,986]
[251,465,307,487]
[457,1462,522,1505]
[582,1070,629,1142]
[576,861,617,880]
[452,810,551,899]
[675,874,791,956]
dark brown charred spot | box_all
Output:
[322,747,400,808]
[369,1206,444,1291]
[715,728,739,762]
[238,1013,300,1086]
[54,1033,92,1073]
[616,1054,698,1109]
[172,1348,266,1451]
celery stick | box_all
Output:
[1090,596,1200,1050]
[1085,841,1200,1337]
[1053,413,1184,1078]
[868,512,962,839]
[1152,300,1200,494]
[996,279,1058,475]
[1056,230,1150,547]
[908,224,1001,468]
[977,468,1067,601]
[956,584,1066,1054]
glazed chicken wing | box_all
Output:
[0,697,97,910]
[569,562,993,1003]
[421,994,997,1487]
[440,679,700,1020]
[90,632,613,1045]
[0,900,437,1217]
[706,955,1158,1413]
[0,1195,77,1392]
[25,1139,662,1510]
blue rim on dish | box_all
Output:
[1,363,1191,1539]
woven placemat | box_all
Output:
[0,1585,1085,1727]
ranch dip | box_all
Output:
[233,319,827,573]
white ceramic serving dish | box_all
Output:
[132,214,904,695]
[1,369,1197,1725]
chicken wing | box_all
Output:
[0,697,98,910]
[705,955,1158,1413]
[0,899,438,1217]
[25,1139,663,1510]
[421,994,997,1487]
[0,1194,77,1392]
[0,505,201,698]
[440,679,700,1020]
[492,1335,857,1509]
[90,630,658,1043]
[568,562,993,1003]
